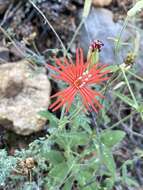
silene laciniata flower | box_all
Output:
[47,48,110,113]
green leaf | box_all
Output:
[122,162,139,187]
[103,177,114,190]
[83,155,100,172]
[42,150,65,164]
[113,91,137,109]
[127,0,143,17]
[101,107,111,125]
[70,132,89,146]
[104,65,119,73]
[100,130,126,148]
[71,111,92,134]
[125,178,139,187]
[80,122,92,134]
[56,132,89,149]
[55,136,68,150]
[38,110,59,127]
[137,105,143,113]
[62,177,74,190]
[102,145,116,177]
[58,116,69,129]
[49,162,69,183]
[82,0,92,18]
[77,170,98,190]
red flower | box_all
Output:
[47,48,110,112]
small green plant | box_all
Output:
[0,150,17,187]
[0,1,143,189]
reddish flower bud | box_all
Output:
[90,40,104,52]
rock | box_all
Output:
[92,0,112,7]
[80,8,130,65]
[0,60,51,135]
[0,46,10,63]
[137,36,143,75]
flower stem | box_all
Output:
[120,66,138,108]
[126,69,143,82]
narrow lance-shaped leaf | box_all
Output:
[113,91,138,109]
[102,144,116,177]
[127,0,143,17]
[38,110,59,127]
[82,0,92,18]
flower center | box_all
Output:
[74,77,83,89]
[74,73,92,89]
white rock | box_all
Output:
[0,60,51,135]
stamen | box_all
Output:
[78,76,82,80]
[79,82,86,88]
[88,74,92,78]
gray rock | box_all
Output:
[0,46,10,63]
[80,8,130,65]
[137,34,143,74]
[0,60,51,135]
